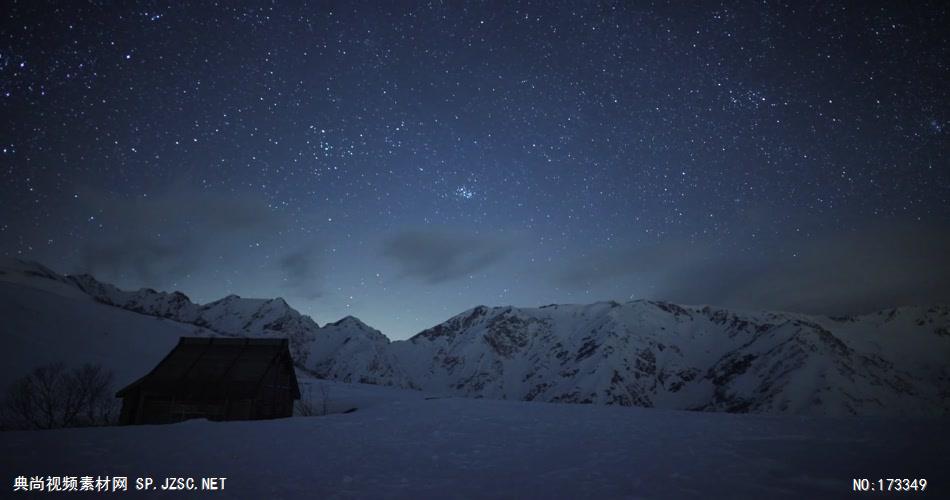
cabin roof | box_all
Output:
[116,337,301,400]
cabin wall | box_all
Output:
[256,358,295,419]
[133,395,232,424]
[121,390,293,424]
[139,397,174,424]
[118,391,140,425]
[225,399,254,420]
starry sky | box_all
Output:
[2,1,948,339]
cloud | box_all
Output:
[382,228,512,283]
[557,220,950,315]
[557,240,700,289]
[278,249,324,299]
[73,187,285,288]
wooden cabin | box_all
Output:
[116,337,300,425]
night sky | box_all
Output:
[2,1,948,339]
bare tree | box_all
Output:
[4,375,40,430]
[68,363,116,426]
[2,362,118,430]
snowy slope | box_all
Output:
[0,263,217,390]
[0,380,947,499]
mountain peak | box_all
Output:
[333,314,358,323]
[326,315,374,330]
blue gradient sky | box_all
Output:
[2,2,948,338]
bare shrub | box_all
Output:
[2,362,118,430]
[294,381,331,417]
[317,382,330,415]
[294,395,318,417]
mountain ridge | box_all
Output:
[2,258,947,416]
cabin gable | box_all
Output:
[116,337,300,425]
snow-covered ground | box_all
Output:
[1,379,947,499]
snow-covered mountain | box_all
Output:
[2,259,948,416]
[312,301,948,417]
[305,315,414,388]
[62,273,317,364]
[0,259,409,384]
[380,302,950,416]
